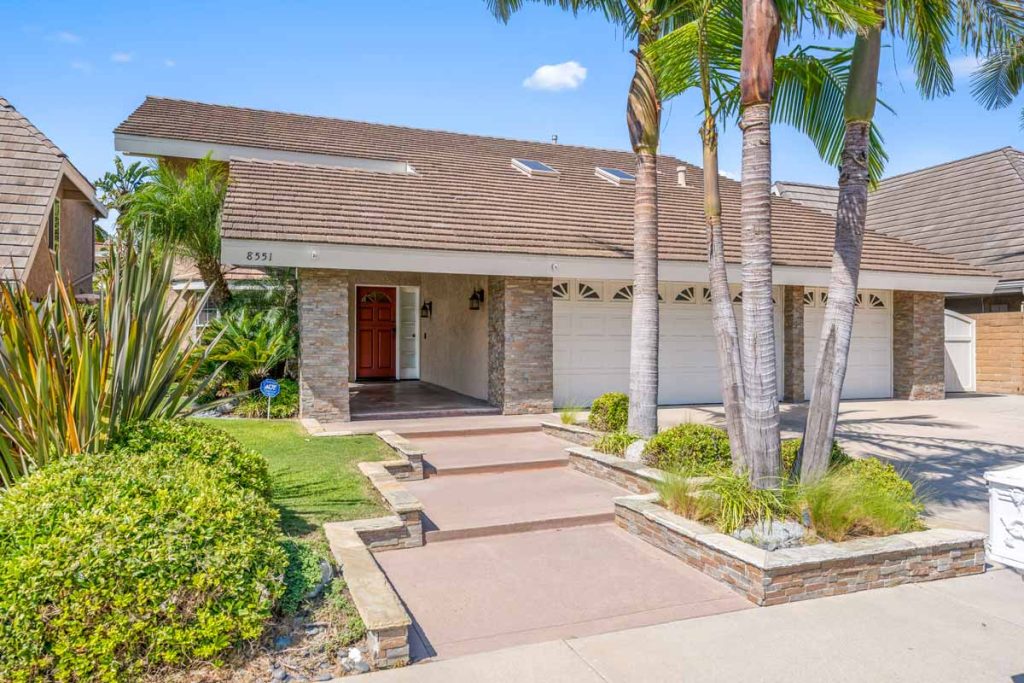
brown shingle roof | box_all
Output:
[117,97,991,278]
[0,96,65,280]
[776,148,1024,282]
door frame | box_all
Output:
[355,284,399,381]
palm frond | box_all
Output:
[957,0,1024,55]
[971,38,1024,109]
[889,0,955,98]
[484,0,631,27]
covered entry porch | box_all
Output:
[297,268,555,423]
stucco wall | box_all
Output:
[58,198,96,294]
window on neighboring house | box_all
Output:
[48,198,61,252]
[194,298,221,335]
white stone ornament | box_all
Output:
[985,463,1024,570]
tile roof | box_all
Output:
[776,148,1024,282]
[771,181,839,217]
[117,97,991,278]
[171,257,268,283]
[0,96,65,280]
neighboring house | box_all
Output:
[773,147,1024,314]
[169,258,270,335]
[1,96,106,297]
[115,97,997,423]
[775,148,1024,395]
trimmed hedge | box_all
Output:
[588,392,629,432]
[0,449,286,682]
[780,438,851,477]
[113,419,272,498]
[642,424,732,473]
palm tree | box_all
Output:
[798,0,1024,481]
[127,155,232,305]
[972,36,1024,129]
[486,0,671,441]
[95,156,153,228]
[651,0,882,477]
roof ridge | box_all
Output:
[774,180,837,190]
[0,95,66,159]
[1002,147,1024,185]
[880,146,1019,184]
[137,95,694,165]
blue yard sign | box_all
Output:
[260,378,281,398]
[260,378,281,419]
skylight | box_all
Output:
[512,158,558,177]
[596,167,635,185]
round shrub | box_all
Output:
[842,457,917,502]
[113,419,271,498]
[588,392,629,432]
[780,438,851,477]
[0,449,286,682]
[642,424,731,473]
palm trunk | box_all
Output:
[738,0,781,488]
[626,20,662,442]
[799,22,881,482]
[196,257,231,307]
[699,33,748,472]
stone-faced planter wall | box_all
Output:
[541,421,600,447]
[376,430,425,480]
[566,445,663,494]
[616,494,987,606]
[324,523,412,668]
[357,461,423,550]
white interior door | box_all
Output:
[944,309,975,392]
[803,289,892,400]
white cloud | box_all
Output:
[53,30,81,44]
[950,55,982,80]
[163,58,176,68]
[721,169,739,181]
[523,61,587,91]
[70,60,92,73]
[111,52,133,63]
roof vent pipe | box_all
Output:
[676,165,687,187]
[551,134,558,144]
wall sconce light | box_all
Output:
[420,301,432,319]
[469,288,485,311]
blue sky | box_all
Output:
[2,0,1021,216]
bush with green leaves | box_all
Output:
[234,378,299,419]
[658,469,797,534]
[642,423,732,473]
[202,308,295,389]
[587,392,629,432]
[0,449,286,682]
[594,430,641,456]
[802,457,924,541]
[279,539,326,616]
[780,437,851,477]
[112,419,271,498]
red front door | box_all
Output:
[356,286,397,379]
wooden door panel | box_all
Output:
[356,286,397,379]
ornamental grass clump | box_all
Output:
[587,392,628,432]
[803,458,925,542]
[642,423,731,473]
[0,449,286,682]
[657,469,797,534]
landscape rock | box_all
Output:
[733,519,808,551]
[624,439,647,463]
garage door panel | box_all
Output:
[804,307,891,400]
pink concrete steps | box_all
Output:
[411,431,571,477]
[404,467,627,543]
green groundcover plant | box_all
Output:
[0,448,286,682]
[112,419,273,497]
[595,430,641,456]
[587,392,629,432]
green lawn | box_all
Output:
[201,419,390,536]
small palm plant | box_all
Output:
[204,308,295,388]
[0,237,219,488]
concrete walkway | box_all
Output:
[364,567,1024,682]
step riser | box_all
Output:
[424,512,614,543]
[427,459,568,477]
[400,425,542,439]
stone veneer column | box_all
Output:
[892,291,945,400]
[487,276,554,414]
[298,269,350,421]
[783,285,805,402]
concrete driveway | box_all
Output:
[659,393,1024,532]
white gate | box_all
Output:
[944,309,976,392]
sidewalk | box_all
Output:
[363,567,1024,682]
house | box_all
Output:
[114,97,997,423]
[169,258,273,335]
[773,147,1024,314]
[775,148,1024,395]
[1,97,106,297]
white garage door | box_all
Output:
[803,289,892,400]
[553,280,783,407]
